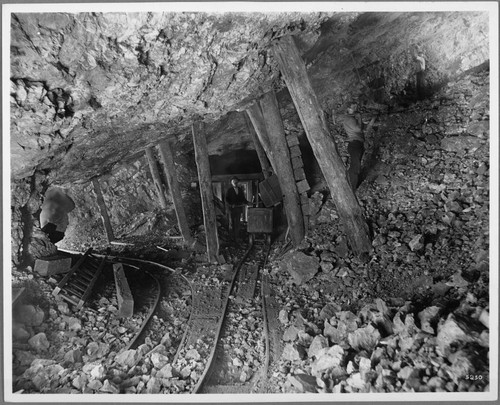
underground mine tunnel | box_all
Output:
[9,9,492,396]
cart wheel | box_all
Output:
[266,234,271,245]
[249,234,255,245]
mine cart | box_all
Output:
[247,207,273,244]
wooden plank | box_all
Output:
[286,135,300,147]
[259,91,305,245]
[53,249,92,296]
[296,179,310,194]
[113,263,134,318]
[272,35,371,255]
[158,140,194,246]
[301,202,310,216]
[77,255,106,310]
[246,103,276,173]
[291,156,303,170]
[244,112,272,179]
[210,173,264,182]
[259,174,282,207]
[303,214,310,231]
[294,167,306,181]
[192,121,219,263]
[237,264,259,301]
[145,147,169,209]
[91,178,115,243]
[289,145,302,158]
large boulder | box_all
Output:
[280,251,319,285]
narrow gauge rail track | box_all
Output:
[169,239,272,394]
[58,243,277,395]
[57,248,192,360]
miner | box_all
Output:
[333,102,377,193]
[225,177,249,243]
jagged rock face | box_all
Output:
[9,10,490,261]
[10,11,328,182]
[10,11,488,185]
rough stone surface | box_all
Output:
[28,333,50,352]
[347,324,381,351]
[288,373,318,393]
[307,335,329,359]
[115,350,142,368]
[311,345,345,376]
[280,251,319,285]
[282,343,306,362]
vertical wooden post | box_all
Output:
[192,121,219,263]
[158,140,194,246]
[91,178,115,243]
[145,147,169,209]
[259,91,305,245]
[244,112,272,179]
[272,35,371,255]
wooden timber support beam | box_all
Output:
[249,92,305,245]
[243,112,272,179]
[272,35,372,255]
[145,146,169,210]
[91,178,115,243]
[192,121,219,263]
[246,103,276,173]
[158,140,194,246]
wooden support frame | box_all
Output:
[145,146,169,209]
[243,112,272,179]
[257,91,305,245]
[91,178,115,243]
[192,121,219,263]
[158,140,194,246]
[246,103,276,173]
[272,35,371,255]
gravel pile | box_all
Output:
[12,259,191,394]
[264,66,490,393]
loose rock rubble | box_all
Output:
[10,61,490,396]
[265,65,490,393]
[12,256,191,394]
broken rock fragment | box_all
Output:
[311,345,345,376]
[418,306,441,334]
[307,335,328,359]
[115,349,142,368]
[287,373,319,393]
[28,332,50,352]
[282,343,307,362]
[347,324,381,351]
[283,325,300,342]
[280,251,319,285]
[436,314,470,356]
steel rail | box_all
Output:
[192,241,255,393]
[57,248,188,352]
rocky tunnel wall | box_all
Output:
[9,11,491,265]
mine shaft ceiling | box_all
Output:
[9,11,489,184]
